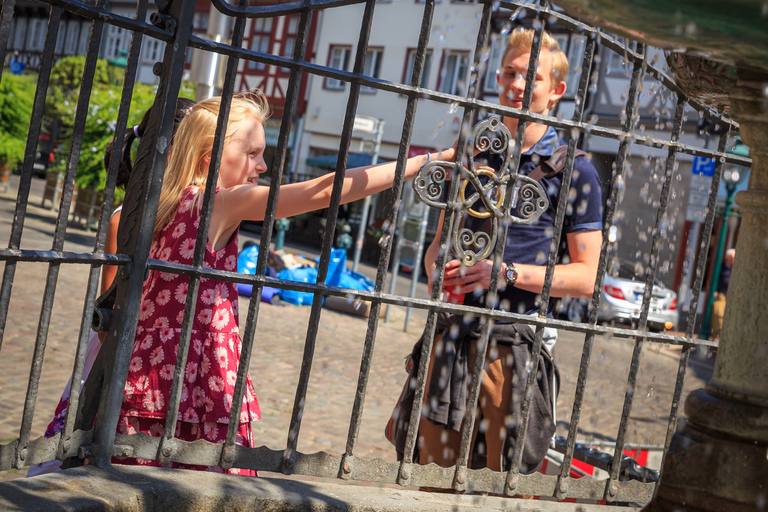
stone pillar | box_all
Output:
[646,83,768,511]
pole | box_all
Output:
[385,186,410,322]
[404,199,430,331]
[351,120,383,273]
[191,5,229,101]
[699,184,735,340]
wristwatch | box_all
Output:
[504,262,518,288]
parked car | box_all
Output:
[599,259,678,331]
[15,150,53,178]
[558,259,678,331]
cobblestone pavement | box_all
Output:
[0,175,713,482]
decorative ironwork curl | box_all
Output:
[413,163,451,209]
[413,119,549,266]
[508,179,549,224]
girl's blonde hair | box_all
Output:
[153,91,270,238]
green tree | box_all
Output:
[0,72,36,170]
[46,56,193,201]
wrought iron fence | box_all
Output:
[0,0,751,506]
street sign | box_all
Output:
[9,61,24,75]
[692,156,716,177]
[686,163,714,222]
[353,115,378,134]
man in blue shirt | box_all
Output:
[418,28,603,474]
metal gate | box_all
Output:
[0,0,750,506]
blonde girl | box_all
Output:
[116,91,455,474]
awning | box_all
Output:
[305,153,380,170]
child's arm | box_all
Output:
[209,148,455,249]
[101,211,121,293]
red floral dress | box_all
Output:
[116,186,259,475]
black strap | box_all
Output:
[527,145,588,182]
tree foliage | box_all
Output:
[0,72,36,168]
[46,56,193,198]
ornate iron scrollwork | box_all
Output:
[413,117,549,266]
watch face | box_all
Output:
[506,265,517,283]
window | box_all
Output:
[361,48,383,93]
[55,26,66,53]
[248,17,273,71]
[143,39,162,62]
[12,18,26,49]
[280,15,299,72]
[325,45,351,90]
[27,19,46,51]
[104,25,127,59]
[564,34,586,97]
[439,51,469,95]
[483,37,505,94]
[78,23,89,54]
[403,48,432,88]
[64,20,80,54]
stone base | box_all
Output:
[643,422,768,512]
[0,465,639,512]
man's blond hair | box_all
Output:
[501,28,569,87]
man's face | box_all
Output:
[497,46,565,118]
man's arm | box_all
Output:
[441,229,602,299]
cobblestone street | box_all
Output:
[0,175,712,482]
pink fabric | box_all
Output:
[120,186,259,442]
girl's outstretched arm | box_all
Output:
[209,148,455,249]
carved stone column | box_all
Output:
[646,81,768,511]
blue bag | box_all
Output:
[236,244,281,303]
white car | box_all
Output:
[558,259,679,331]
[598,259,679,331]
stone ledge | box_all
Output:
[0,465,640,512]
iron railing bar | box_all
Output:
[498,14,548,488]
[12,6,67,471]
[341,0,434,470]
[222,5,311,470]
[0,250,130,264]
[156,3,248,466]
[0,5,62,354]
[282,0,375,470]
[185,32,745,148]
[141,258,721,346]
[399,0,475,474]
[101,430,654,502]
[211,0,366,18]
[656,128,731,488]
[606,85,686,502]
[41,0,172,41]
[51,3,107,254]
[448,3,497,492]
[59,0,148,464]
[90,0,198,468]
[556,32,628,499]
[0,0,16,83]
